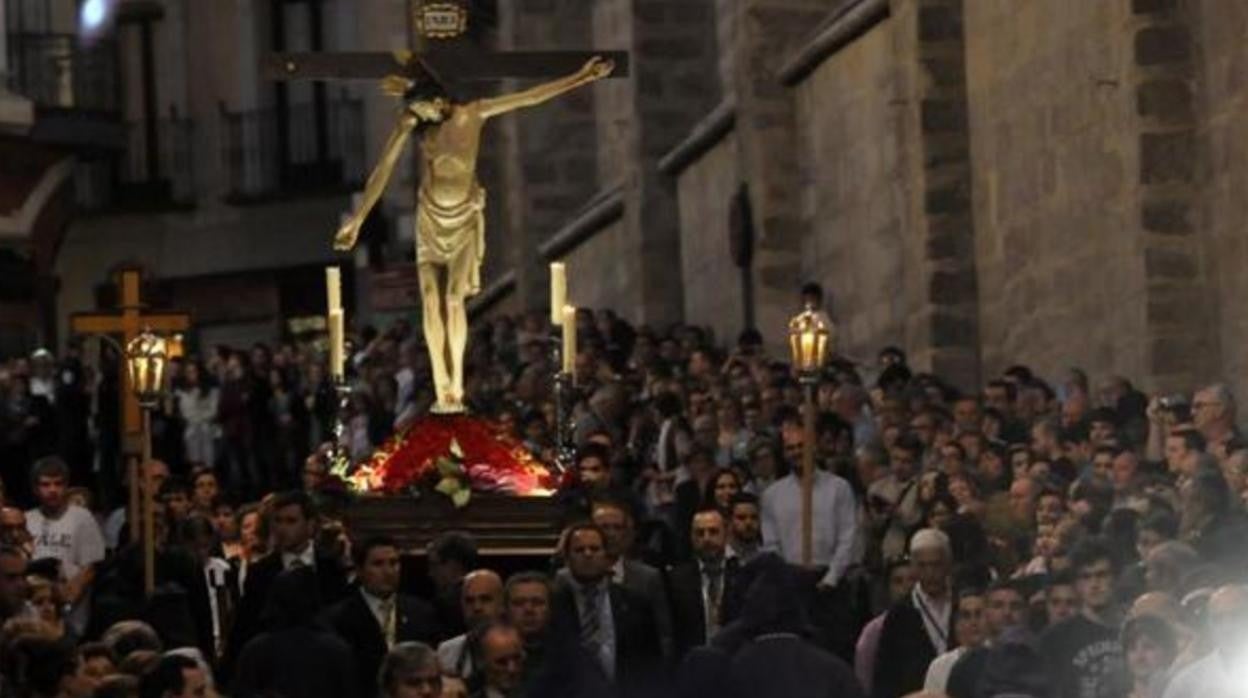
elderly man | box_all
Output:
[378,641,468,698]
[474,622,527,698]
[438,569,505,681]
[873,529,953,698]
[1193,383,1240,451]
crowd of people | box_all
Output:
[0,282,1245,697]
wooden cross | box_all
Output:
[261,0,629,91]
[70,267,191,454]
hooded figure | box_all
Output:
[684,554,863,698]
[231,567,357,698]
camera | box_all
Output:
[1158,394,1189,410]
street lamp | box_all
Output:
[124,328,168,596]
[788,307,832,566]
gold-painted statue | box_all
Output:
[334,55,614,413]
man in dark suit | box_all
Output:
[324,534,440,698]
[555,499,673,659]
[550,522,663,696]
[872,528,954,698]
[225,490,348,675]
[668,507,741,660]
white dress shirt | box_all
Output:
[760,470,859,587]
[923,645,967,693]
[360,588,393,628]
[280,542,316,570]
[437,634,474,678]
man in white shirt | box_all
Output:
[759,448,858,590]
[25,456,105,632]
[437,569,504,681]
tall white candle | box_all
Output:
[328,310,345,382]
[562,305,577,377]
[550,262,566,326]
[326,266,342,312]
[325,267,344,382]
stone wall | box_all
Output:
[496,0,601,312]
[964,0,1149,384]
[794,15,907,363]
[675,131,744,346]
[1189,0,1248,400]
[563,215,631,316]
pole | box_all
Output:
[142,407,155,597]
[127,456,140,554]
[800,378,816,566]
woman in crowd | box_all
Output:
[177,362,220,474]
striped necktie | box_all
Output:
[580,584,603,651]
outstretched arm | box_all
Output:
[476,56,614,119]
[334,109,418,251]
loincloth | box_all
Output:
[415,184,486,296]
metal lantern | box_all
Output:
[788,308,832,376]
[125,329,168,408]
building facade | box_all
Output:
[1,0,1243,399]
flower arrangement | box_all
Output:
[329,414,557,507]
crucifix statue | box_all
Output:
[264,0,627,414]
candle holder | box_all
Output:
[553,370,577,477]
[547,324,582,477]
[327,377,356,476]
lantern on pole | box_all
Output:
[124,327,168,596]
[787,306,833,566]
[125,329,168,409]
[787,308,831,380]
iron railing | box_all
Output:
[220,99,365,202]
[6,32,119,112]
[123,116,195,204]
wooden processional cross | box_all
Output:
[69,267,190,455]
[262,0,629,112]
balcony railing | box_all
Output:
[6,32,118,112]
[220,99,365,203]
[73,117,196,212]
[121,116,195,205]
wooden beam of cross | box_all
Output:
[70,267,190,454]
[261,0,629,91]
